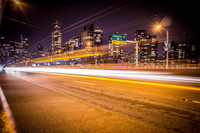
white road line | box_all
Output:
[74,81,96,86]
[0,86,18,133]
[43,76,53,78]
[192,101,200,104]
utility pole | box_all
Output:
[166,29,169,69]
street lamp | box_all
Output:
[14,0,20,4]
[87,42,91,46]
[156,25,161,29]
[156,24,169,69]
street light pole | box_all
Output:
[166,29,169,69]
[135,41,138,67]
[95,45,97,68]
[156,25,169,69]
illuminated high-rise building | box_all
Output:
[108,32,125,61]
[52,20,62,54]
[81,24,103,64]
[21,35,28,53]
[81,24,103,51]
[135,30,158,64]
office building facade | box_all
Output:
[64,35,82,52]
[52,20,62,54]
[108,32,125,61]
[81,24,103,52]
[135,30,158,64]
[80,24,103,64]
[163,41,178,64]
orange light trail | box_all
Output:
[32,52,104,63]
[30,46,105,63]
[32,72,200,91]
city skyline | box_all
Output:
[1,0,199,55]
[1,22,199,66]
[0,1,200,132]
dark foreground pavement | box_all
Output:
[0,104,13,133]
[0,72,152,133]
[0,71,200,132]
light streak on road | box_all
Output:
[4,67,200,90]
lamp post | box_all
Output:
[95,45,97,68]
[13,0,20,4]
[156,25,169,69]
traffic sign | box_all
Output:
[164,41,171,51]
[112,34,126,44]
[135,55,139,59]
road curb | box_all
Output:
[0,86,18,133]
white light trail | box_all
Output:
[4,67,200,84]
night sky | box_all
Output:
[0,0,199,56]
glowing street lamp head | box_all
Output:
[156,25,161,29]
[87,42,91,46]
[14,0,20,4]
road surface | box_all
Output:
[0,69,200,132]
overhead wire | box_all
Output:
[28,0,127,51]
[28,0,139,51]
[61,0,126,31]
[3,16,43,30]
[61,0,139,35]
[103,16,155,33]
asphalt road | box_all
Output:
[0,70,200,132]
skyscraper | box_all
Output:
[81,24,103,51]
[21,35,28,53]
[37,43,43,52]
[81,24,103,64]
[108,32,125,61]
[163,41,178,63]
[52,20,62,54]
[135,30,158,64]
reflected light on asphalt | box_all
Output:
[5,69,21,76]
[0,66,3,72]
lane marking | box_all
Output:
[31,71,200,91]
[0,86,18,133]
[74,81,96,86]
[192,101,200,104]
[42,75,53,78]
